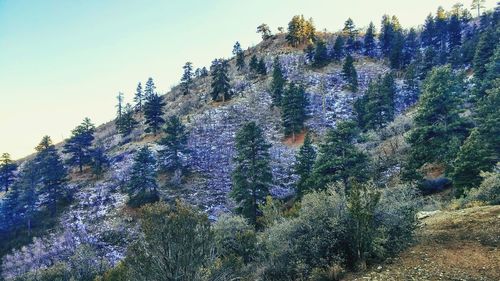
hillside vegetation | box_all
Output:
[0,2,499,281]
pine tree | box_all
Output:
[36,136,68,214]
[257,58,267,75]
[249,55,259,73]
[270,57,286,107]
[452,84,499,195]
[389,31,405,69]
[0,153,17,192]
[90,145,109,179]
[144,93,166,135]
[448,14,462,51]
[343,18,358,51]
[342,54,358,92]
[63,118,95,172]
[475,46,500,99]
[403,28,418,66]
[332,35,345,61]
[144,77,156,100]
[471,0,486,17]
[286,15,315,47]
[435,6,448,51]
[379,15,394,57]
[233,41,246,71]
[116,92,124,119]
[405,66,471,179]
[281,83,308,141]
[294,133,316,197]
[127,146,158,206]
[257,23,272,40]
[304,44,315,62]
[473,30,496,80]
[210,59,231,102]
[16,160,39,235]
[134,82,143,112]
[116,103,138,137]
[420,47,438,79]
[357,73,396,130]
[311,120,368,190]
[364,22,376,57]
[157,115,189,172]
[421,14,436,48]
[313,40,329,67]
[180,62,193,95]
[230,122,272,225]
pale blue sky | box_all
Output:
[0,0,496,159]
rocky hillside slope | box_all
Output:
[2,34,417,277]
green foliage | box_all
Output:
[473,29,497,80]
[116,103,138,137]
[213,214,257,263]
[233,41,246,71]
[98,262,128,281]
[90,145,109,179]
[157,115,189,173]
[257,23,272,40]
[210,59,231,102]
[312,40,329,68]
[342,54,358,92]
[465,168,500,205]
[133,82,143,112]
[311,121,368,190]
[270,57,286,107]
[286,15,315,47]
[281,83,308,140]
[342,18,358,51]
[0,152,17,192]
[364,22,376,57]
[331,36,344,61]
[230,122,272,225]
[37,136,68,214]
[63,118,95,172]
[127,146,158,207]
[355,73,396,131]
[125,201,214,281]
[452,85,499,194]
[405,66,470,180]
[180,62,194,95]
[294,133,316,196]
[144,92,166,136]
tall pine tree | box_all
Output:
[230,122,272,225]
[210,59,231,102]
[281,83,308,141]
[342,54,358,92]
[294,133,316,197]
[233,41,246,71]
[364,22,376,57]
[270,57,286,107]
[144,93,166,136]
[0,153,17,192]
[180,62,194,95]
[157,115,189,173]
[127,146,158,206]
[63,118,95,172]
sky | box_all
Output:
[0,0,497,160]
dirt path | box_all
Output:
[345,205,500,281]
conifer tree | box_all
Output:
[332,35,345,61]
[311,120,368,190]
[342,54,358,92]
[313,40,329,67]
[343,18,358,51]
[420,47,438,79]
[448,14,462,51]
[233,41,246,71]
[294,133,316,197]
[210,59,231,102]
[281,83,308,141]
[230,122,272,225]
[257,23,272,40]
[180,62,193,95]
[90,145,109,180]
[36,136,68,214]
[435,6,448,51]
[364,22,376,57]
[421,14,436,48]
[286,15,315,47]
[144,77,156,100]
[116,103,139,137]
[379,15,394,57]
[389,31,405,69]
[249,55,259,73]
[127,146,158,206]
[144,93,166,136]
[403,28,419,66]
[15,160,39,234]
[304,44,315,62]
[471,0,486,17]
[473,30,496,80]
[0,153,17,192]
[157,115,189,173]
[63,118,95,172]
[116,92,124,119]
[270,57,286,107]
[452,85,499,194]
[134,82,143,112]
[405,66,471,179]
[257,58,267,75]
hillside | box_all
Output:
[0,4,499,281]
[347,205,500,281]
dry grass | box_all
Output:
[345,205,500,281]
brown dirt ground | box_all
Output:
[344,205,500,281]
